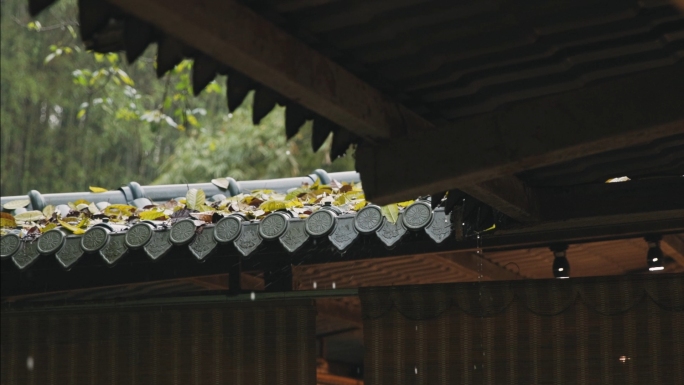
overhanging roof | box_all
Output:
[25,0,684,208]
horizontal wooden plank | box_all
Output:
[108,0,433,140]
[357,64,684,204]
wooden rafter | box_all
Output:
[106,0,433,141]
[357,65,684,205]
[459,176,540,223]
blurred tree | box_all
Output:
[0,0,354,196]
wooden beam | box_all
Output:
[107,0,433,140]
[357,65,684,205]
[662,234,684,268]
[537,177,684,221]
[459,175,539,222]
[315,298,362,327]
[429,252,524,280]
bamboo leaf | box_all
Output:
[41,223,57,233]
[3,199,30,210]
[89,186,108,193]
[353,199,367,211]
[186,188,205,210]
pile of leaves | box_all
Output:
[1,179,415,239]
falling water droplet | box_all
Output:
[250,292,255,301]
[332,282,336,289]
[313,281,317,289]
[414,367,418,374]
[27,356,34,371]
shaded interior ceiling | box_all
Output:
[249,0,684,123]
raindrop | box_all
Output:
[250,292,255,301]
[286,150,291,155]
[27,356,34,371]
[414,367,418,374]
[313,281,317,289]
[332,282,336,289]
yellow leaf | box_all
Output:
[40,223,57,233]
[311,178,320,189]
[73,199,90,206]
[260,200,287,212]
[285,188,309,200]
[353,200,367,211]
[42,205,55,217]
[89,186,108,193]
[484,224,496,232]
[313,187,333,195]
[15,211,45,222]
[104,204,137,216]
[77,215,90,229]
[186,188,205,210]
[251,189,275,195]
[140,210,166,221]
[58,219,86,234]
[285,199,304,209]
[0,212,16,228]
[3,199,30,210]
[334,194,350,206]
[397,200,414,208]
[381,204,399,224]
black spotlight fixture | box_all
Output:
[550,244,570,279]
[645,235,665,272]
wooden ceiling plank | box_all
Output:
[107,0,434,141]
[429,252,525,281]
[356,65,684,205]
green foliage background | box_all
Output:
[0,0,354,197]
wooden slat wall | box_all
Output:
[0,300,316,385]
[361,275,684,385]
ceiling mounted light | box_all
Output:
[550,244,570,279]
[645,235,665,271]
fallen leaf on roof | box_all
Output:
[40,223,57,233]
[42,205,55,218]
[381,204,399,224]
[211,178,229,189]
[15,211,46,222]
[89,186,108,193]
[3,199,30,210]
[186,189,205,210]
[0,212,16,228]
[58,219,86,235]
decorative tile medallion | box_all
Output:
[12,241,40,269]
[125,222,153,249]
[329,216,358,251]
[56,237,84,268]
[1,234,21,259]
[259,212,289,239]
[376,212,407,247]
[100,233,128,264]
[143,230,172,260]
[37,229,65,255]
[354,205,384,233]
[425,208,452,243]
[81,227,109,252]
[170,218,196,245]
[403,201,433,230]
[214,216,242,243]
[306,209,335,237]
[234,222,262,257]
[279,220,309,253]
[189,227,217,260]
